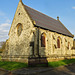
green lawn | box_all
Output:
[0,56,1,61]
[0,59,75,71]
[0,61,28,71]
[48,59,75,67]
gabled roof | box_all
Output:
[23,2,73,37]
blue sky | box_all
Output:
[0,0,75,42]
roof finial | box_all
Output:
[57,16,59,21]
[20,0,22,2]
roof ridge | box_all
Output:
[22,4,73,38]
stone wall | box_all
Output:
[3,1,75,63]
[37,28,73,57]
[73,40,75,47]
[8,1,34,57]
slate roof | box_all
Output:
[24,4,73,37]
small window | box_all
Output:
[41,33,46,47]
[57,37,60,48]
[18,13,20,15]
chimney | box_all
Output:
[57,16,59,21]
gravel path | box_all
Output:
[37,64,75,75]
[0,70,6,75]
[0,63,75,75]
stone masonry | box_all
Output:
[2,0,75,64]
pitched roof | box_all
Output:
[23,4,73,37]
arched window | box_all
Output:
[41,33,46,47]
[57,37,60,48]
[17,23,23,36]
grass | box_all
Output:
[0,61,28,71]
[0,59,75,71]
[48,59,75,67]
[0,56,1,61]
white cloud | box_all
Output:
[0,35,8,38]
[0,10,11,42]
[0,21,11,42]
[0,29,9,41]
[6,19,11,23]
[0,23,10,27]
[2,30,9,33]
[72,7,75,9]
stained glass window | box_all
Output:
[17,23,22,36]
[57,37,60,48]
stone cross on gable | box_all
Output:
[20,0,22,2]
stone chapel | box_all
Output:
[3,0,75,64]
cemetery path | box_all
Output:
[0,63,75,75]
[37,63,75,75]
